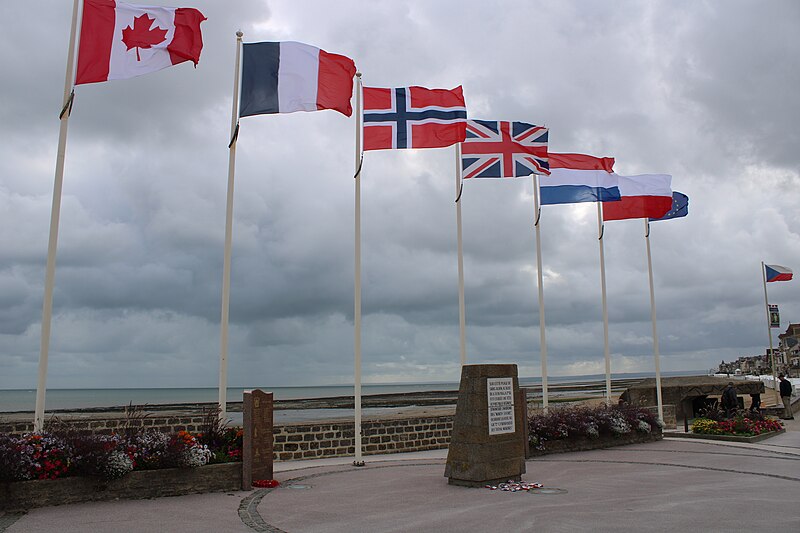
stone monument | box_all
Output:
[445,364,526,486]
[242,389,274,490]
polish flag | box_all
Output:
[602,174,673,221]
[76,0,206,85]
[239,41,357,118]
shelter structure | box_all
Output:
[620,376,765,422]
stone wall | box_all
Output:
[1,463,241,512]
[1,414,455,461]
[273,416,453,461]
[0,415,207,436]
[646,404,677,429]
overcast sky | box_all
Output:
[1,0,799,391]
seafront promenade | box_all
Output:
[2,417,798,533]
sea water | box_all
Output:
[0,370,704,413]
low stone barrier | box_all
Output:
[529,430,663,456]
[666,429,784,443]
[272,415,454,461]
[0,415,207,437]
[1,414,455,461]
[0,463,241,512]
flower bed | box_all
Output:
[691,409,783,437]
[529,404,663,455]
[0,408,242,483]
[0,407,245,510]
[0,428,242,483]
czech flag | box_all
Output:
[765,264,793,282]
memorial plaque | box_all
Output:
[243,389,274,490]
[487,377,515,435]
[445,364,526,486]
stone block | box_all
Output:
[445,364,526,486]
[242,389,274,489]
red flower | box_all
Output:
[252,479,279,488]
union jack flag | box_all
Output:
[461,120,549,179]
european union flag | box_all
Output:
[649,192,688,221]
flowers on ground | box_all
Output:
[196,427,243,464]
[103,450,134,479]
[176,431,212,467]
[692,413,783,437]
[0,433,72,481]
[529,403,661,451]
[0,426,242,482]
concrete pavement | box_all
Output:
[3,428,800,532]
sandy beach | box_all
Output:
[0,376,649,425]
[3,374,788,427]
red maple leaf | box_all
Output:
[121,14,168,62]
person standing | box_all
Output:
[749,393,761,413]
[778,374,794,420]
[721,382,738,418]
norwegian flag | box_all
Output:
[461,120,549,179]
[362,86,467,150]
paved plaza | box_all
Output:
[2,422,799,533]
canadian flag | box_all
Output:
[76,0,206,85]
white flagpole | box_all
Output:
[218,31,243,422]
[597,202,612,404]
[455,145,466,365]
[34,0,81,433]
[532,175,549,411]
[762,261,780,403]
[353,73,364,466]
[644,219,664,423]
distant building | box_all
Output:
[717,322,800,377]
[717,354,768,376]
[778,323,800,375]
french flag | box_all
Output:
[540,153,620,205]
[602,174,673,221]
[239,41,356,118]
[765,264,793,282]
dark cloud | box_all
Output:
[1,1,799,390]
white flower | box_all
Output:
[609,413,631,435]
[103,451,134,479]
[182,444,212,467]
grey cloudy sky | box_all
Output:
[1,0,799,390]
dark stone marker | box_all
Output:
[445,364,526,486]
[243,390,274,490]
